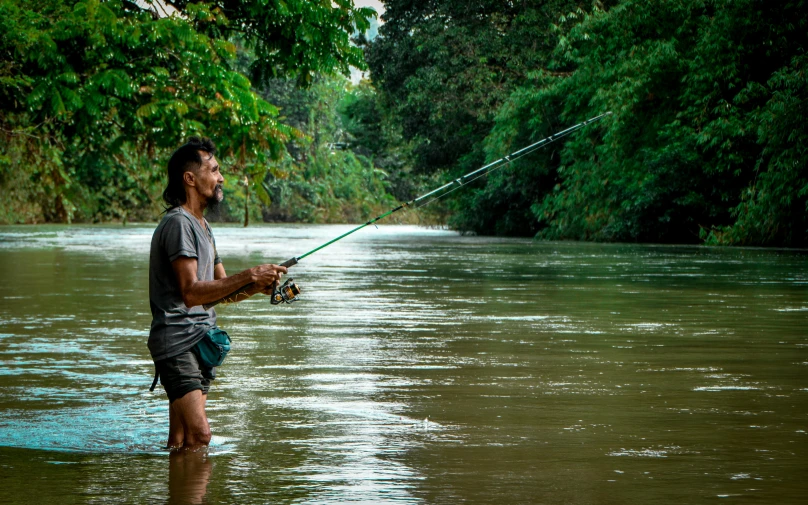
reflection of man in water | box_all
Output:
[168,450,212,505]
[148,137,287,450]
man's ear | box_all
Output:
[183,171,196,187]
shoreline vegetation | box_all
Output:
[1,1,805,247]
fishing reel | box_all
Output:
[270,278,302,305]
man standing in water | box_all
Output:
[149,137,287,451]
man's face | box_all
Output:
[194,152,224,207]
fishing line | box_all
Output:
[204,111,612,309]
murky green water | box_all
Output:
[0,224,806,504]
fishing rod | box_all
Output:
[204,111,612,309]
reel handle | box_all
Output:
[269,278,302,305]
[266,257,301,305]
[265,256,298,295]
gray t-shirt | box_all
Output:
[148,207,222,362]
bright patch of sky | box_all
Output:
[350,1,384,83]
[133,0,178,17]
[355,0,385,17]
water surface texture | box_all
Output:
[0,224,806,504]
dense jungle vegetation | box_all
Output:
[0,0,403,226]
[1,0,806,247]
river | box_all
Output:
[0,224,805,504]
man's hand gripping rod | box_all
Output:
[203,257,299,310]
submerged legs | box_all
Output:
[165,390,210,451]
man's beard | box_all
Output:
[205,184,224,217]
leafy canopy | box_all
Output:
[366,0,579,172]
[0,0,374,222]
[487,0,808,246]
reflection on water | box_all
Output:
[168,450,212,505]
[0,224,806,504]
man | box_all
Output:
[148,137,287,451]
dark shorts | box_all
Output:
[156,346,216,402]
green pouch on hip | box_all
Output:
[194,327,231,368]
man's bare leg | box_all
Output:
[171,389,211,451]
[166,402,185,449]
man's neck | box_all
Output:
[181,201,206,223]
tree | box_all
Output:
[365,0,580,174]
[256,75,401,224]
[168,0,375,86]
[0,0,374,223]
[465,0,808,245]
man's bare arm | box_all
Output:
[212,262,275,299]
[172,257,286,307]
